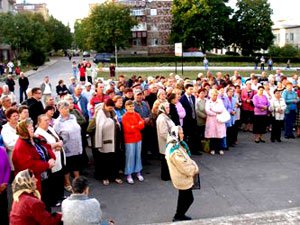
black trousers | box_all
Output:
[184,121,201,154]
[0,189,9,225]
[175,188,194,218]
[210,138,221,153]
[41,178,52,212]
[271,119,283,141]
[95,152,119,180]
[160,154,170,181]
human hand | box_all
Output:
[0,183,7,193]
[48,159,56,168]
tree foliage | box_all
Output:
[0,12,72,65]
[231,0,274,55]
[170,0,232,53]
[269,44,299,57]
[74,2,137,52]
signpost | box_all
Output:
[175,43,183,75]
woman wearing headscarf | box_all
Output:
[53,100,82,193]
[12,119,56,209]
[165,126,199,222]
[156,102,175,181]
[10,169,62,225]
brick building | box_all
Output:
[117,0,173,55]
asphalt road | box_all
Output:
[9,58,300,224]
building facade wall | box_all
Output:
[15,3,49,20]
[272,25,300,48]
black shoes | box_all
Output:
[173,215,192,222]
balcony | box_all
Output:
[131,22,147,32]
[130,9,146,16]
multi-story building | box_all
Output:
[118,0,173,55]
[272,20,300,49]
[0,0,16,61]
[15,3,49,20]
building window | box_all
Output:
[290,33,294,41]
[152,39,158,46]
[133,38,141,46]
[150,9,157,16]
[285,33,289,41]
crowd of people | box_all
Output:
[0,58,299,224]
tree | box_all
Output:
[269,44,299,57]
[231,0,274,55]
[45,16,72,51]
[74,2,137,52]
[170,0,232,53]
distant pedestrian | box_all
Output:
[40,76,52,105]
[286,59,291,70]
[254,56,259,70]
[203,57,208,70]
[7,60,14,75]
[5,74,15,93]
[260,56,265,70]
[109,63,116,78]
[18,72,29,103]
[267,57,273,71]
[72,61,78,79]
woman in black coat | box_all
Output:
[167,93,180,126]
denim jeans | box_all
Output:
[125,141,142,175]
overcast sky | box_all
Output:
[16,0,299,30]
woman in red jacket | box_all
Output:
[122,100,145,184]
[12,119,56,210]
[10,169,62,225]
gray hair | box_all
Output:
[57,100,70,110]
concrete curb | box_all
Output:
[144,207,300,225]
[24,58,58,77]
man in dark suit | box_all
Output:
[180,83,202,155]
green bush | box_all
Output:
[28,50,46,66]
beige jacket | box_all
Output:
[165,144,199,190]
[156,113,175,155]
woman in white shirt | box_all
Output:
[35,114,65,206]
[269,89,287,142]
[1,108,19,173]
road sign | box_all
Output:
[175,43,182,57]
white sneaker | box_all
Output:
[210,150,215,155]
[219,150,224,155]
[137,173,144,182]
[127,176,134,184]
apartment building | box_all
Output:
[15,3,49,20]
[273,20,300,49]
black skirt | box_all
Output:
[253,115,268,134]
[65,154,82,172]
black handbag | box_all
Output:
[192,173,201,190]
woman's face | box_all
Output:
[159,91,166,100]
[59,106,69,116]
[8,112,19,125]
[27,123,34,138]
[274,91,281,99]
[46,109,55,118]
[198,91,205,99]
[115,98,123,108]
[258,88,264,95]
[19,109,29,120]
[105,105,114,112]
[211,92,218,101]
[227,89,234,97]
[178,129,184,141]
[286,84,293,91]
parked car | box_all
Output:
[83,51,91,57]
[93,53,113,64]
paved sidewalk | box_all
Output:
[24,58,58,77]
[146,207,300,225]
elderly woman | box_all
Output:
[35,114,65,207]
[196,88,207,139]
[1,108,19,176]
[282,82,299,139]
[253,86,270,143]
[156,102,175,181]
[152,89,168,117]
[12,119,56,210]
[205,89,227,155]
[165,126,199,222]
[269,89,287,142]
[93,99,123,185]
[241,81,256,132]
[10,169,62,225]
[172,88,186,126]
[167,93,180,126]
[53,101,82,192]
